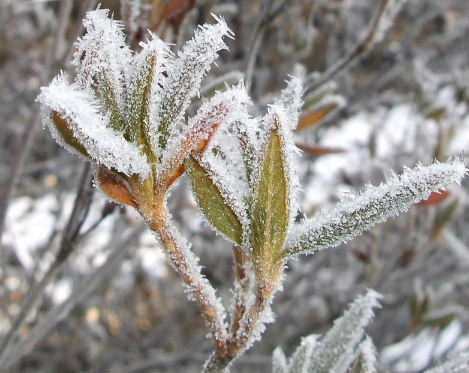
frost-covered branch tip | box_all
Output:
[308,289,381,373]
[154,15,233,152]
[287,161,467,257]
[37,74,150,178]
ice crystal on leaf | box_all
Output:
[308,290,381,373]
[287,161,467,257]
[37,74,150,178]
[37,7,468,373]
[347,337,377,373]
[154,15,233,153]
[271,292,380,373]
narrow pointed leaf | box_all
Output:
[128,35,170,163]
[272,347,288,373]
[155,16,232,151]
[251,129,289,262]
[309,290,381,373]
[347,337,377,373]
[286,161,467,257]
[296,143,345,157]
[38,74,150,178]
[72,9,132,131]
[297,102,338,131]
[287,335,318,373]
[186,156,243,244]
[51,111,90,158]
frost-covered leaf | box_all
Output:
[287,335,318,373]
[423,351,469,373]
[38,74,150,178]
[277,68,305,130]
[287,161,467,257]
[50,111,90,158]
[128,34,170,162]
[160,83,251,176]
[154,15,233,152]
[347,337,377,373]
[186,155,243,244]
[272,347,288,373]
[72,9,132,131]
[251,127,289,262]
[308,290,381,373]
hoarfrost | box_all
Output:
[153,15,233,153]
[277,67,305,130]
[347,337,377,373]
[72,8,132,114]
[272,347,288,373]
[287,335,318,373]
[288,161,467,256]
[37,74,150,177]
[308,289,381,373]
[160,83,251,175]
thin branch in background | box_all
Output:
[0,224,144,369]
[0,0,97,243]
[304,0,406,96]
[0,163,93,358]
[244,0,289,86]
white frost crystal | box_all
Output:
[37,74,150,177]
[347,337,377,373]
[153,15,233,153]
[308,290,381,373]
[423,351,469,373]
[288,161,467,256]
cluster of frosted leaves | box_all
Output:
[187,73,304,254]
[272,291,469,373]
[287,161,467,257]
[272,290,381,373]
[38,8,240,182]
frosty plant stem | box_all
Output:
[35,8,468,373]
[144,193,229,356]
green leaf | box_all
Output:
[52,111,89,158]
[128,55,158,165]
[251,129,289,263]
[186,156,243,244]
[100,74,126,132]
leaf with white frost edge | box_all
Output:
[287,335,318,373]
[272,347,288,373]
[160,83,251,176]
[127,33,171,162]
[72,9,132,131]
[347,337,377,373]
[308,290,381,373]
[276,66,305,130]
[37,74,150,178]
[186,156,244,245]
[154,15,233,152]
[251,126,290,262]
[286,161,467,258]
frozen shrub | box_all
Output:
[36,8,467,373]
